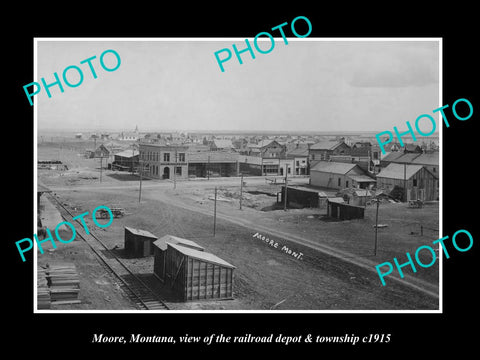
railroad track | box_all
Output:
[45,193,169,310]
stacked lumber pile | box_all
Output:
[37,267,51,309]
[47,262,81,305]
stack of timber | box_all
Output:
[37,267,51,309]
[47,262,81,305]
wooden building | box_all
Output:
[152,235,235,301]
[124,227,158,258]
[327,198,365,220]
[111,149,139,171]
[280,185,321,208]
[376,163,437,201]
[309,140,351,162]
[310,161,376,190]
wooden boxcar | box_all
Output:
[153,238,235,301]
[124,226,158,257]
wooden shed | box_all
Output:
[153,235,205,282]
[327,199,365,220]
[124,227,158,257]
[153,236,235,301]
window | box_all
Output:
[178,153,185,162]
[413,178,418,187]
[155,152,159,162]
[176,166,182,175]
[296,161,300,166]
[433,167,436,173]
[164,152,170,162]
[263,165,278,174]
[287,167,291,174]
[346,180,349,188]
[338,178,341,187]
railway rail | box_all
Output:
[45,193,169,310]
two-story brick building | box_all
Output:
[139,143,189,180]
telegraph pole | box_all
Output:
[284,164,288,211]
[99,156,103,183]
[174,148,177,189]
[213,187,217,236]
[207,155,210,180]
[138,160,143,203]
[374,198,380,256]
[240,174,244,210]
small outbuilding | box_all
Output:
[153,235,235,301]
[124,227,158,257]
[327,198,365,220]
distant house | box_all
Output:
[310,161,376,190]
[376,163,437,201]
[239,140,290,176]
[246,140,286,158]
[89,144,110,159]
[75,133,82,139]
[118,132,139,141]
[210,139,234,151]
[309,140,351,162]
[286,145,309,175]
[403,143,423,153]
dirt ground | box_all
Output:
[36,141,440,311]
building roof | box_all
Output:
[115,149,139,158]
[212,139,233,149]
[310,161,358,174]
[153,235,204,252]
[376,163,425,180]
[348,174,376,183]
[286,146,309,157]
[381,151,405,163]
[187,151,238,163]
[248,140,277,148]
[310,141,344,151]
[168,242,235,269]
[124,226,157,239]
[411,152,439,166]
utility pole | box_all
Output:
[99,156,103,183]
[213,186,217,236]
[284,164,288,211]
[403,162,407,202]
[374,198,380,256]
[138,160,143,203]
[207,155,210,180]
[240,174,244,210]
[174,148,177,190]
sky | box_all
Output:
[36,39,440,133]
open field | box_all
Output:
[36,141,440,310]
